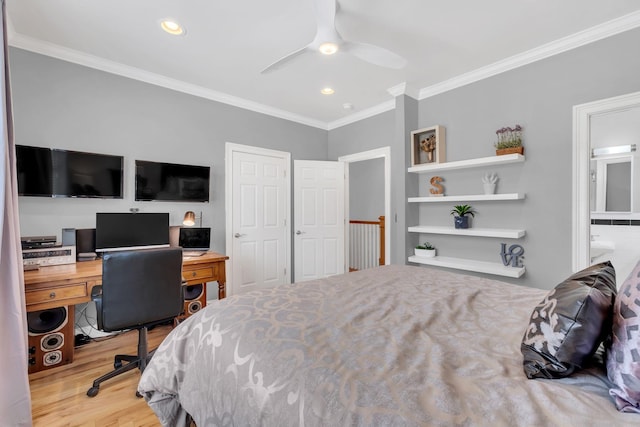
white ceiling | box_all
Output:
[6,0,640,129]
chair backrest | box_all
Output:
[100,247,183,331]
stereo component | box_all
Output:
[21,235,57,249]
[23,246,76,268]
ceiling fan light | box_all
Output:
[160,19,186,36]
[319,42,338,55]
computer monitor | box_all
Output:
[95,212,169,252]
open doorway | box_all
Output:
[573,90,640,286]
[339,147,391,271]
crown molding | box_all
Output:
[327,100,395,130]
[7,9,640,131]
[387,82,419,99]
[7,32,329,130]
[419,10,640,100]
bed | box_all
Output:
[137,265,638,426]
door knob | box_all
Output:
[234,233,245,238]
[295,230,305,235]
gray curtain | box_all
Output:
[0,0,33,424]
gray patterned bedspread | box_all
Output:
[138,265,637,426]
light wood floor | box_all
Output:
[29,324,173,427]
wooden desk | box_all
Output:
[23,251,229,312]
[24,251,228,373]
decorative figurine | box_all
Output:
[430,176,444,196]
[482,172,498,194]
[420,134,437,163]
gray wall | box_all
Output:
[329,28,640,289]
[10,47,328,254]
[348,158,384,221]
[328,111,394,159]
[328,110,408,262]
[415,27,640,289]
[329,110,389,223]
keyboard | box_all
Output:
[183,250,207,257]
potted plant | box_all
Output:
[450,204,476,229]
[415,242,436,258]
[494,125,523,155]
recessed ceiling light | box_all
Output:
[321,87,335,95]
[160,19,186,36]
[319,42,338,55]
[343,103,354,111]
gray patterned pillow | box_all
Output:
[521,261,617,379]
[607,260,640,413]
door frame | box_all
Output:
[572,90,640,272]
[225,142,291,295]
[338,146,391,266]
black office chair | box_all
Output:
[86,247,184,397]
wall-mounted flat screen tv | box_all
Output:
[135,160,210,202]
[95,212,169,252]
[15,145,53,197]
[16,145,123,198]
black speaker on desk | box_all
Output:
[27,306,75,373]
[75,228,96,261]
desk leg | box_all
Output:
[218,281,226,300]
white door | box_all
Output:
[231,150,288,294]
[294,160,345,282]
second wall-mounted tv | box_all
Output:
[135,160,210,202]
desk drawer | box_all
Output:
[183,266,214,282]
[26,282,88,306]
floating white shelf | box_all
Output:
[408,255,525,278]
[408,153,524,173]
[408,226,525,239]
[408,193,525,203]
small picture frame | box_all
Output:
[410,126,446,166]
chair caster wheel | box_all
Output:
[87,386,99,397]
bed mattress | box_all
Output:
[138,265,637,426]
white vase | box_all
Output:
[415,248,436,258]
[483,183,496,194]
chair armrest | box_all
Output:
[91,285,104,329]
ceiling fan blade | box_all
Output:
[312,0,337,36]
[345,41,407,69]
[260,45,311,74]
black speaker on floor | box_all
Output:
[27,306,75,373]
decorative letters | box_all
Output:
[430,176,444,196]
[501,243,524,267]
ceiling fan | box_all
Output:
[261,0,407,73]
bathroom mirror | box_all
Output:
[590,155,633,213]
